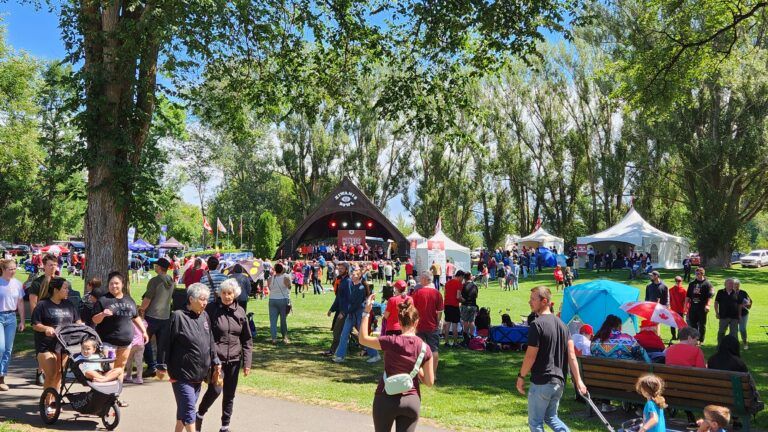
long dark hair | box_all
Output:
[594,314,622,342]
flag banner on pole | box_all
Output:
[434,217,442,234]
[228,216,234,234]
[203,216,213,234]
[217,217,228,233]
[533,217,542,232]
[239,216,243,236]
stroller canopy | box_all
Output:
[560,280,640,335]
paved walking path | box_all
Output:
[0,356,452,431]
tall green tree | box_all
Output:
[254,211,280,259]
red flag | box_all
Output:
[217,217,228,233]
[203,216,213,234]
[434,217,442,234]
[533,217,542,232]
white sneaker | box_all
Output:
[744,344,749,350]
[332,356,345,363]
[366,355,382,363]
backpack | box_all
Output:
[468,337,486,351]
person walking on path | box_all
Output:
[139,257,174,378]
[359,293,435,432]
[733,280,751,350]
[517,286,587,432]
[158,283,221,432]
[685,267,714,343]
[324,267,347,356]
[92,272,149,398]
[0,259,25,391]
[412,274,443,375]
[31,277,82,413]
[27,253,59,311]
[267,263,292,344]
[196,279,253,432]
[714,278,740,344]
[333,269,380,363]
[668,276,687,340]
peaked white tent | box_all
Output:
[414,230,471,283]
[406,231,426,262]
[577,208,689,269]
[504,234,521,251]
[519,227,565,253]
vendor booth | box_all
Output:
[406,231,426,263]
[413,230,471,283]
[519,227,564,253]
[576,208,689,269]
[560,280,640,335]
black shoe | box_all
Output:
[36,370,44,386]
[195,414,203,432]
[142,368,157,378]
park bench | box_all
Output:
[578,355,764,430]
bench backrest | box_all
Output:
[579,356,761,415]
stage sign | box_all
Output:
[576,244,588,255]
[338,230,366,247]
[427,240,447,284]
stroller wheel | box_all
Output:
[39,387,62,424]
[102,402,120,430]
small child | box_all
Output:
[553,265,564,291]
[696,405,730,432]
[635,374,667,432]
[124,318,147,384]
[74,338,123,383]
[564,267,573,288]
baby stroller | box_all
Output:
[39,324,123,430]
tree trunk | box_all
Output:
[705,246,732,269]
[85,164,128,285]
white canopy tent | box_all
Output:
[519,227,565,253]
[504,234,521,251]
[406,231,426,262]
[414,230,471,283]
[576,208,689,269]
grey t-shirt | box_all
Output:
[143,274,175,319]
[527,314,570,385]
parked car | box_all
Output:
[740,250,768,268]
[731,251,746,264]
[687,253,701,266]
[8,244,31,256]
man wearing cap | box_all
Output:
[645,271,669,307]
[571,324,593,356]
[442,270,464,347]
[139,257,175,377]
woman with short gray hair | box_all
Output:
[158,282,220,432]
[195,278,252,432]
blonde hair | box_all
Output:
[0,258,15,272]
[704,405,731,428]
[635,374,667,409]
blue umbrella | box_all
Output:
[560,279,640,335]
[129,238,155,252]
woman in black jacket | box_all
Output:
[196,279,252,432]
[158,283,221,432]
[707,335,748,372]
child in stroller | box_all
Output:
[39,324,123,430]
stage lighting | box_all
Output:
[355,222,362,228]
[329,220,337,228]
[341,221,348,228]
[366,220,374,229]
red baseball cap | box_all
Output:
[579,324,594,336]
[393,280,407,291]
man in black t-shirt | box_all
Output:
[27,253,59,309]
[715,278,740,344]
[685,267,714,343]
[734,279,752,350]
[458,273,479,344]
[645,271,669,305]
[517,286,586,431]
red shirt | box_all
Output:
[634,330,666,351]
[385,294,411,332]
[665,343,706,368]
[183,268,204,287]
[405,263,413,275]
[443,278,462,307]
[669,283,687,314]
[411,286,443,333]
[554,269,564,282]
[376,335,432,397]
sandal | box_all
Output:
[117,399,129,407]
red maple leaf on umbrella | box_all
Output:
[658,312,668,320]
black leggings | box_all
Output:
[197,361,240,427]
[372,393,421,432]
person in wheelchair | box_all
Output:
[73,338,124,383]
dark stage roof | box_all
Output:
[275,177,408,258]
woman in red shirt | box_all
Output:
[382,280,410,335]
[182,258,205,287]
[553,265,564,291]
[668,276,687,340]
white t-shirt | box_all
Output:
[0,277,23,312]
[269,274,291,300]
[572,333,591,356]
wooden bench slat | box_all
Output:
[581,357,751,381]
[581,363,753,391]
[584,379,752,407]
[581,373,737,396]
[587,388,742,411]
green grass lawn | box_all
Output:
[10,265,768,431]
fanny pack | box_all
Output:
[383,342,427,395]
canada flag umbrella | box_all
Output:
[620,301,687,328]
[41,245,69,255]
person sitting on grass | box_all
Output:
[696,405,731,432]
[74,338,124,383]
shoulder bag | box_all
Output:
[383,341,427,395]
